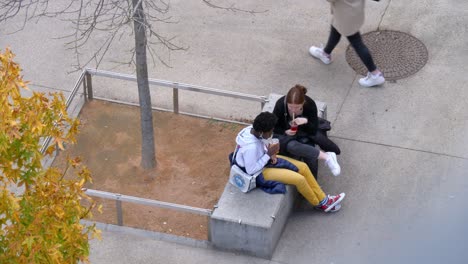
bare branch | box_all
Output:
[0,0,266,70]
[147,44,172,68]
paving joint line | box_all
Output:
[334,2,392,127]
[333,74,357,125]
[377,0,392,31]
[329,135,468,160]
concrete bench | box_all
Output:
[210,93,327,259]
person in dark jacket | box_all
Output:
[273,84,341,177]
[234,112,345,212]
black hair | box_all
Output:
[253,112,277,132]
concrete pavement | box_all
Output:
[2,0,468,263]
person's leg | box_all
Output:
[347,32,385,87]
[286,140,320,160]
[263,167,325,206]
[324,26,342,55]
[286,140,341,176]
[347,32,377,72]
[277,155,325,194]
[286,140,320,177]
[312,130,341,155]
[273,155,346,212]
[303,157,319,179]
[309,26,341,64]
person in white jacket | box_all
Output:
[309,0,385,87]
[234,112,345,212]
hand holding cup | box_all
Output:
[267,144,280,157]
[270,138,280,152]
[286,120,298,136]
[269,138,280,164]
[293,117,308,125]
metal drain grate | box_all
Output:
[345,30,428,81]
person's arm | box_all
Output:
[242,146,270,175]
[273,96,288,135]
[299,97,319,135]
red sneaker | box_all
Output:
[316,193,345,213]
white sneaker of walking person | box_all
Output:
[325,152,341,176]
[309,45,331,65]
[359,71,385,87]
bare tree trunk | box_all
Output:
[133,0,156,169]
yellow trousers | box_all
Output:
[263,155,326,206]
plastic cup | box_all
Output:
[289,121,298,134]
[270,138,280,152]
[271,138,279,145]
[270,138,280,162]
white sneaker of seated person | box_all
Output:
[309,45,331,65]
[325,152,341,176]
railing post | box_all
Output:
[116,194,123,226]
[85,72,93,101]
[83,75,88,100]
[173,84,179,114]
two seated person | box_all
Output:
[231,84,345,212]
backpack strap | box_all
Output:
[231,145,240,165]
[283,96,288,123]
[232,145,252,174]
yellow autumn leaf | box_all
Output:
[1,49,99,263]
[54,207,65,219]
[56,138,65,150]
[22,237,35,251]
[92,228,102,240]
[45,144,56,156]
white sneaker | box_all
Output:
[309,45,331,65]
[359,72,385,87]
[325,152,341,176]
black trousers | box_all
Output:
[285,130,340,179]
[324,26,377,72]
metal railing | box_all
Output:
[40,69,88,154]
[83,68,267,125]
[41,68,268,227]
[85,189,212,226]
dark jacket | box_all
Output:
[272,95,319,152]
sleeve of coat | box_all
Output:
[273,96,288,135]
[241,146,270,175]
[301,97,319,136]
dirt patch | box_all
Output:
[52,100,243,240]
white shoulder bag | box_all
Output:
[229,146,262,193]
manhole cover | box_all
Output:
[345,30,428,81]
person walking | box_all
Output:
[309,0,385,87]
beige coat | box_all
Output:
[327,0,365,37]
